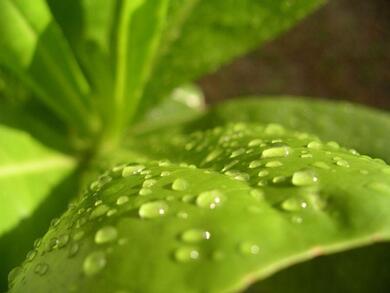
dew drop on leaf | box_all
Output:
[122,165,145,177]
[281,197,308,211]
[95,226,118,244]
[257,169,269,177]
[248,138,263,147]
[116,196,129,205]
[307,141,323,150]
[34,263,49,276]
[174,247,200,262]
[292,170,318,186]
[143,179,157,188]
[239,242,260,255]
[249,160,262,169]
[172,178,189,191]
[83,251,106,276]
[160,171,171,177]
[262,146,291,158]
[265,161,283,168]
[68,243,79,258]
[181,229,211,243]
[139,188,152,196]
[196,190,225,209]
[139,201,169,219]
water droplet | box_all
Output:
[107,208,117,217]
[225,170,250,181]
[160,171,171,177]
[181,229,211,243]
[26,250,37,262]
[90,181,101,192]
[143,179,157,188]
[83,251,106,276]
[68,243,79,258]
[258,179,267,186]
[239,242,260,255]
[262,146,291,159]
[272,176,287,184]
[196,190,225,209]
[116,196,129,205]
[312,161,330,170]
[265,161,283,168]
[249,160,262,169]
[139,201,168,219]
[139,188,152,196]
[264,124,285,135]
[327,141,340,149]
[50,217,61,228]
[90,204,109,219]
[307,141,323,150]
[222,160,239,172]
[122,165,145,177]
[258,169,269,177]
[248,139,263,147]
[182,194,195,203]
[292,170,318,186]
[230,148,245,158]
[300,153,313,158]
[250,189,264,201]
[94,200,103,206]
[95,226,118,244]
[281,197,308,211]
[34,238,42,248]
[335,159,349,167]
[8,266,21,285]
[204,149,222,163]
[177,211,188,219]
[58,234,70,248]
[291,215,304,224]
[34,263,49,276]
[172,178,188,191]
[174,247,200,262]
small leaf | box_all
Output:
[10,123,390,292]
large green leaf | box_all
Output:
[0,123,76,237]
[9,123,390,292]
[193,97,390,163]
[0,0,97,134]
[139,0,325,117]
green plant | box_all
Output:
[1,0,389,292]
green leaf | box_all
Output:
[106,0,169,146]
[193,97,390,163]
[46,0,117,123]
[10,123,390,292]
[0,0,97,134]
[0,123,76,237]
[139,0,325,117]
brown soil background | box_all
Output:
[199,0,390,110]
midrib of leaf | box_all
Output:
[0,155,76,178]
[6,0,96,133]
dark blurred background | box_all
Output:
[199,0,390,110]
